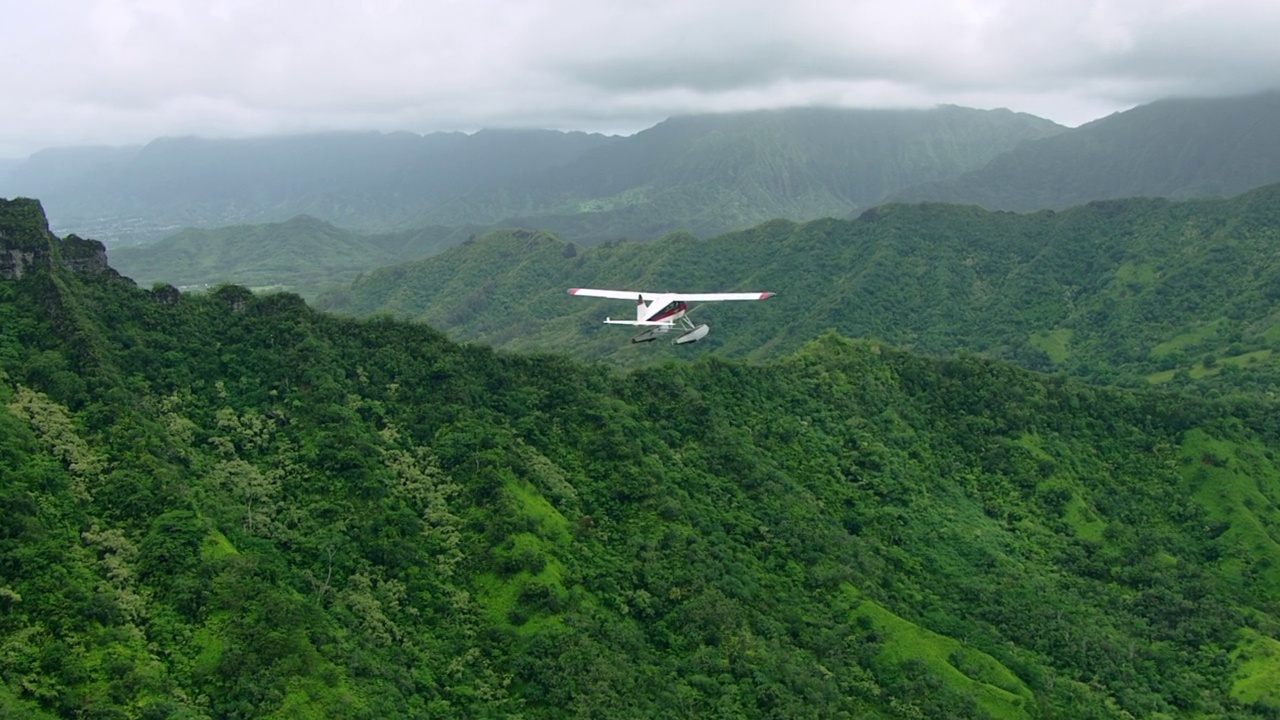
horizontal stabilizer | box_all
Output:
[603,318,675,326]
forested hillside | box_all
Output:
[4,197,1280,718]
[317,184,1280,395]
[893,91,1280,211]
[108,216,478,298]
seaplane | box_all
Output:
[567,287,775,344]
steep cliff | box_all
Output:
[0,196,124,282]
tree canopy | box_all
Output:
[3,198,1280,717]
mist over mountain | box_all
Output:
[405,105,1065,239]
[892,91,1280,210]
[0,130,617,246]
[0,158,20,181]
[9,93,1280,263]
[1,106,1061,247]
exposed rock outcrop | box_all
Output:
[1,197,128,282]
[60,234,113,276]
[0,197,52,280]
[0,247,40,280]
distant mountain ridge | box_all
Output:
[1,107,1062,246]
[8,92,1280,256]
[893,91,1280,210]
[408,105,1066,239]
[0,129,616,245]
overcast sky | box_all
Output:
[2,0,1279,158]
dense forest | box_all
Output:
[4,197,1280,717]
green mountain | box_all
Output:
[893,91,1280,211]
[6,197,1280,717]
[407,105,1065,240]
[107,215,478,297]
[317,184,1280,394]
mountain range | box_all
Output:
[404,105,1063,240]
[4,103,1065,246]
[10,91,1278,306]
[0,129,615,246]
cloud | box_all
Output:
[1,0,1279,156]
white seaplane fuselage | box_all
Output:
[567,288,774,345]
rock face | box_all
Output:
[1,196,124,281]
[0,246,39,280]
[0,197,52,280]
[60,234,112,276]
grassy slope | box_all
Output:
[842,585,1035,720]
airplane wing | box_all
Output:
[567,288,650,300]
[667,292,774,302]
[568,288,774,301]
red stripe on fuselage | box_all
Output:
[646,301,687,322]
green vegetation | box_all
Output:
[1029,329,1072,365]
[1233,629,1280,709]
[109,215,474,299]
[842,586,1034,720]
[1151,322,1226,358]
[4,198,1280,717]
[319,184,1280,397]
